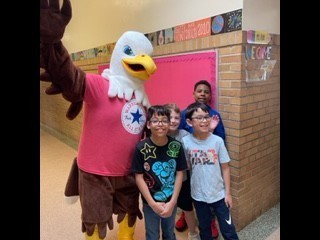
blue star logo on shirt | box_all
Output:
[131,109,143,124]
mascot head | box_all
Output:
[111,31,156,80]
[102,31,157,107]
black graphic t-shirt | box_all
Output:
[131,136,188,203]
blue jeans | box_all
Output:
[193,198,239,240]
[142,202,177,240]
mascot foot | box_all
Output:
[118,214,136,240]
[85,225,103,240]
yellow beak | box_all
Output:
[122,54,157,80]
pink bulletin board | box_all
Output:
[98,50,218,110]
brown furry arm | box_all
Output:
[40,0,86,120]
[40,42,86,119]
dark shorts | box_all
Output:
[177,170,194,211]
[79,169,141,238]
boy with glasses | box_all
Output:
[182,102,239,240]
[176,80,225,239]
[131,105,188,240]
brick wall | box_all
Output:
[216,33,280,230]
[40,30,280,230]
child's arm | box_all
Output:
[135,173,165,215]
[162,170,184,217]
[221,162,233,208]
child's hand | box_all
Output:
[225,193,233,209]
[151,202,166,216]
[209,115,220,132]
[160,201,175,218]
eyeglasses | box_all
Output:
[191,115,211,122]
[150,119,170,125]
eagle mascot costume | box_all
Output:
[40,0,157,239]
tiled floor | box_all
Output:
[40,127,279,240]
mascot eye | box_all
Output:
[123,45,134,56]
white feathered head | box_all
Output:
[101,31,157,107]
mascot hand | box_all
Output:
[40,0,72,43]
[40,69,62,94]
[40,0,86,120]
[65,101,84,120]
[40,67,84,120]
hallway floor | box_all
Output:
[40,127,279,240]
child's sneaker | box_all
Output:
[188,231,200,240]
[211,218,219,239]
[175,211,188,232]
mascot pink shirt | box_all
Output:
[40,0,157,239]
